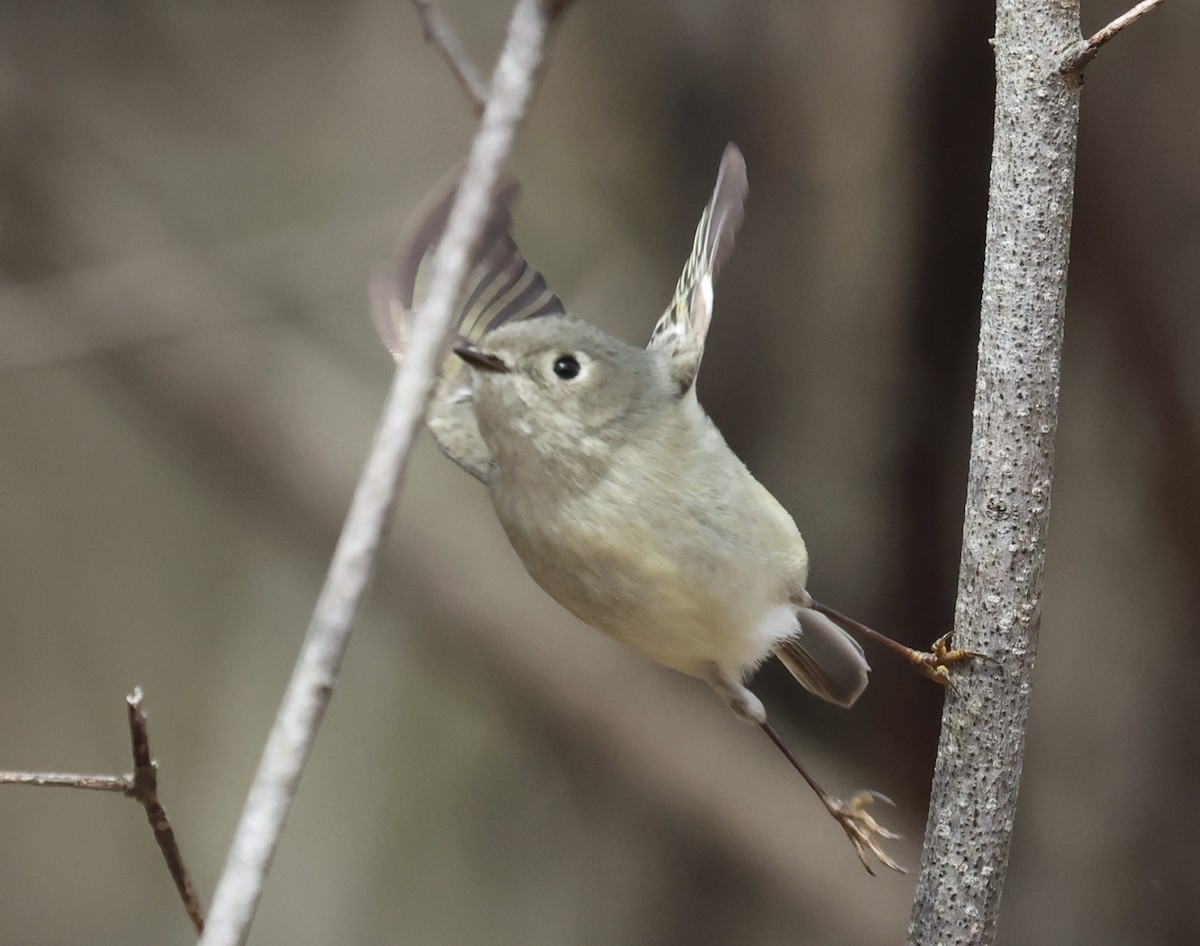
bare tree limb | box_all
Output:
[1060,0,1167,74]
[0,689,205,934]
[196,3,572,945]
[908,0,1162,941]
[411,0,488,115]
[909,1,1081,942]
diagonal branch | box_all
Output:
[411,0,488,115]
[1060,0,1167,74]
[196,3,573,945]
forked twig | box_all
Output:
[124,689,207,934]
[0,688,205,934]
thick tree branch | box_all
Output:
[911,0,1169,937]
[907,3,1083,944]
[1060,0,1167,74]
[196,3,571,945]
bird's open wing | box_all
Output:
[647,143,748,393]
[372,169,566,480]
[372,168,566,376]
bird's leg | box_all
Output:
[759,721,905,876]
[706,669,904,875]
[807,598,989,687]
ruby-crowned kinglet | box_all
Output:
[375,145,969,873]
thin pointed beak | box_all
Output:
[454,342,510,373]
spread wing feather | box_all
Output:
[372,169,565,377]
[647,143,749,392]
[371,169,566,481]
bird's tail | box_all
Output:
[775,606,871,708]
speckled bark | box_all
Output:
[908,3,1083,944]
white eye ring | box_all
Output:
[552,354,582,380]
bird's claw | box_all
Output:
[905,630,992,688]
[826,790,907,875]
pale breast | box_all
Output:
[492,435,808,680]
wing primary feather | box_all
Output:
[490,257,562,327]
[370,165,566,481]
[459,238,520,334]
[371,168,563,374]
[648,143,749,392]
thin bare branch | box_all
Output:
[124,689,206,935]
[1087,0,1166,46]
[0,771,132,791]
[1060,0,1167,74]
[0,689,205,934]
[411,0,488,115]
[197,3,572,945]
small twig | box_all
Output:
[1060,0,1166,74]
[1084,0,1165,48]
[411,0,488,116]
[0,688,205,934]
[124,689,207,935]
[0,771,132,791]
[197,3,572,945]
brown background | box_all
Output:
[1,1,1197,943]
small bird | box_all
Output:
[376,145,971,873]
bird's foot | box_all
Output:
[806,601,991,687]
[897,631,991,687]
[823,790,906,875]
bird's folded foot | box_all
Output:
[822,789,906,875]
[806,601,991,687]
[900,631,993,687]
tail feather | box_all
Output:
[775,607,870,708]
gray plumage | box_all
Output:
[375,143,870,722]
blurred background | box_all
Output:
[1,1,1197,943]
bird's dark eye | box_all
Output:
[552,354,581,380]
